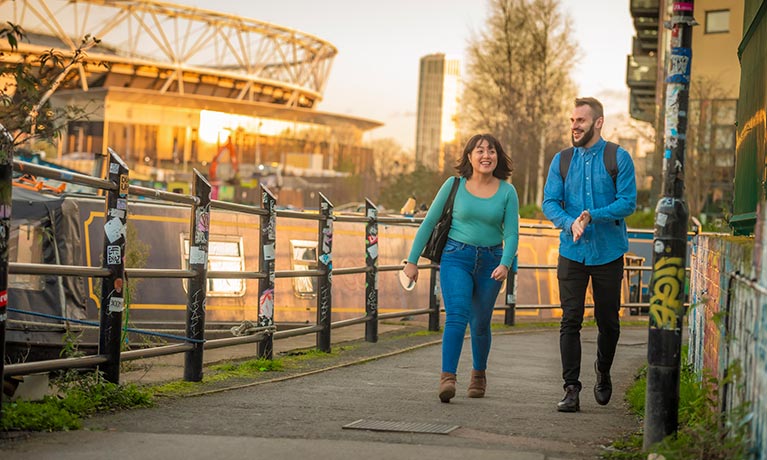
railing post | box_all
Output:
[257,185,277,359]
[98,148,129,383]
[504,256,518,326]
[428,266,440,332]
[364,199,378,343]
[184,170,211,382]
[316,193,333,353]
[0,125,13,419]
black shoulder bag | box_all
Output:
[420,177,460,263]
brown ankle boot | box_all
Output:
[439,372,456,403]
[467,370,486,398]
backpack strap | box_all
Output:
[603,141,619,187]
[558,147,575,182]
[559,142,620,188]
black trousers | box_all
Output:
[558,255,624,390]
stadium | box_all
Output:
[0,0,383,207]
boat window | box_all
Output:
[9,223,45,291]
[181,236,245,297]
[290,239,317,299]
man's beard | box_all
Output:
[571,122,595,147]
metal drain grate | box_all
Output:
[342,419,459,435]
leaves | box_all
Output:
[0,23,99,147]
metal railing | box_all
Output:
[0,139,666,421]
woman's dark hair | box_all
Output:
[454,133,513,180]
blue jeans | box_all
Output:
[439,238,504,374]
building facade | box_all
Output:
[627,0,744,222]
[415,54,460,173]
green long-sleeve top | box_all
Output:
[407,176,520,268]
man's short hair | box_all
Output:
[575,97,604,120]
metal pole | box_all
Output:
[316,193,333,353]
[0,125,13,419]
[504,256,518,326]
[97,148,129,383]
[257,185,277,359]
[644,0,694,449]
[364,199,378,343]
[183,170,211,382]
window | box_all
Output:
[9,224,45,291]
[290,240,317,299]
[182,236,246,297]
[705,10,730,33]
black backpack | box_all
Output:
[559,141,619,189]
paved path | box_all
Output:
[1,326,648,460]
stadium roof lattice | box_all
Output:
[0,0,378,128]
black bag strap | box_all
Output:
[442,177,460,216]
[559,141,619,187]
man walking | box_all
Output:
[542,97,637,412]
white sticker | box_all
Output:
[110,163,120,174]
[190,246,207,265]
[104,217,125,243]
[108,208,125,219]
[367,243,378,259]
[263,243,275,261]
[116,198,128,210]
[108,297,124,312]
[656,213,668,227]
[107,245,121,265]
[0,313,6,322]
[654,241,665,253]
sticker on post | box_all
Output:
[104,217,125,243]
[110,163,120,174]
[108,297,124,312]
[108,208,125,219]
[116,198,128,210]
[107,245,121,265]
[189,246,207,265]
[263,243,275,260]
[656,213,668,227]
[119,174,129,196]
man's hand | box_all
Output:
[571,210,591,242]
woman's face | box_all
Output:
[469,138,497,176]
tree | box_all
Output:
[460,0,577,206]
[1,24,100,148]
[685,76,736,220]
[378,163,449,212]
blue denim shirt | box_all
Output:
[542,138,637,266]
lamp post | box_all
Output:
[643,0,695,449]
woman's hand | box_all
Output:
[403,262,419,283]
[491,264,509,281]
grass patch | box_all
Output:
[603,354,751,459]
[1,371,152,432]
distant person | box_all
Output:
[542,97,637,412]
[400,194,417,216]
[402,133,519,403]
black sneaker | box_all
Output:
[557,384,580,412]
[594,360,612,405]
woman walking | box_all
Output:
[402,133,519,403]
